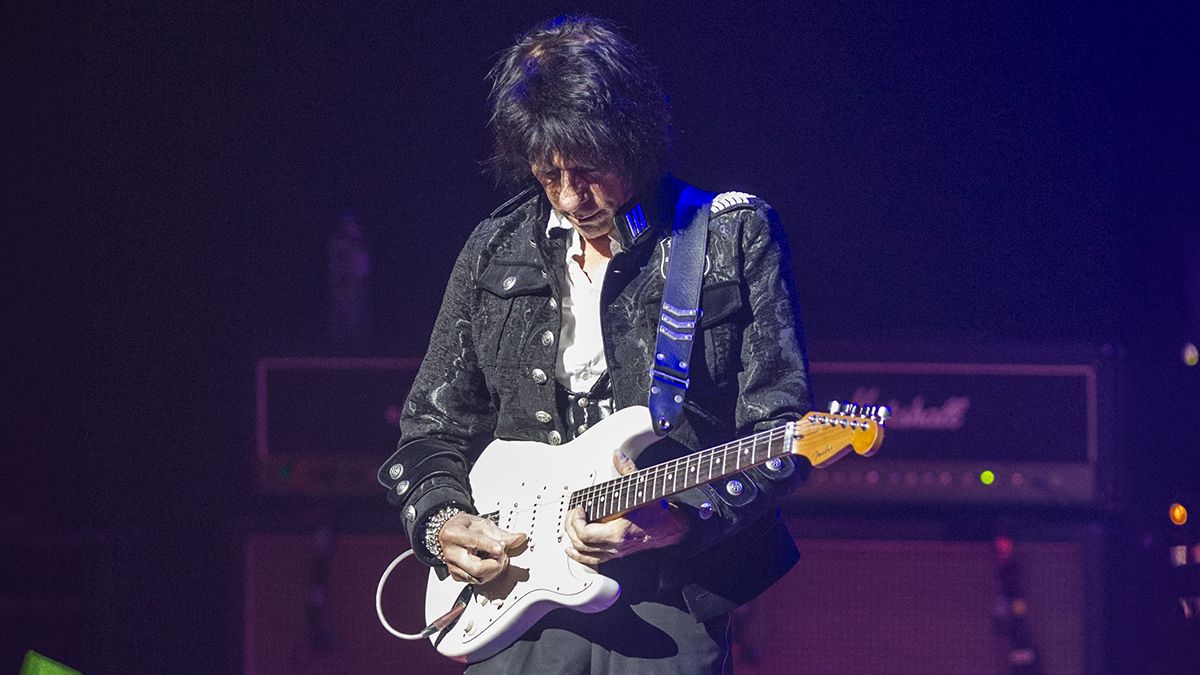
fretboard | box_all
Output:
[567,425,793,521]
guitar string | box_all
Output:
[476,420,873,526]
[568,417,868,509]
[477,428,794,525]
[568,418,875,518]
[568,426,790,513]
[568,421,856,515]
[599,417,870,513]
[571,428,789,515]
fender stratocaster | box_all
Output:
[424,402,888,662]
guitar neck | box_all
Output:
[567,425,793,521]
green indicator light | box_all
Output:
[980,470,995,486]
[279,463,293,479]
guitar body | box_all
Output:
[424,406,661,663]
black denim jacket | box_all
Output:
[379,176,814,621]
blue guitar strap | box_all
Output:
[649,185,713,436]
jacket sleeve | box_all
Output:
[670,199,814,556]
[377,232,496,567]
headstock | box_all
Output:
[791,400,889,468]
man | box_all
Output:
[379,15,812,673]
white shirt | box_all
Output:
[546,210,624,393]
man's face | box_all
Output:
[532,154,634,241]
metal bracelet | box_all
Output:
[422,505,463,562]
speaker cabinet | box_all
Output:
[734,515,1106,675]
[244,518,1105,674]
[244,532,458,675]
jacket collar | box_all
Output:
[611,175,682,250]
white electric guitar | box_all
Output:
[424,401,888,662]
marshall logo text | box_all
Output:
[851,387,971,431]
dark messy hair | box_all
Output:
[486,15,672,191]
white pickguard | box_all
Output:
[424,406,661,663]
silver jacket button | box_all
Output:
[766,457,784,471]
[577,397,589,407]
[576,424,588,435]
[531,368,548,384]
[725,479,744,496]
[502,275,517,290]
[535,410,552,424]
[698,502,715,520]
[395,480,410,496]
[403,505,416,522]
[388,464,404,480]
[540,330,555,346]
[547,430,562,445]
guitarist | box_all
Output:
[379,15,814,673]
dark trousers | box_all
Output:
[463,591,731,674]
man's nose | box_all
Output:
[558,176,587,212]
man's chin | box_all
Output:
[574,220,615,239]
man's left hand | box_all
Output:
[563,450,692,566]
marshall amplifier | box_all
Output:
[256,344,1120,507]
[255,357,421,496]
[796,342,1121,509]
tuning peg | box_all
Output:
[828,401,842,414]
[864,405,876,418]
[875,405,892,425]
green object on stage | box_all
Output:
[19,651,81,675]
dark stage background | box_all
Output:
[5,2,1198,673]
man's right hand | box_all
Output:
[438,512,527,585]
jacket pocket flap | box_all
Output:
[478,260,550,298]
[698,280,742,326]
